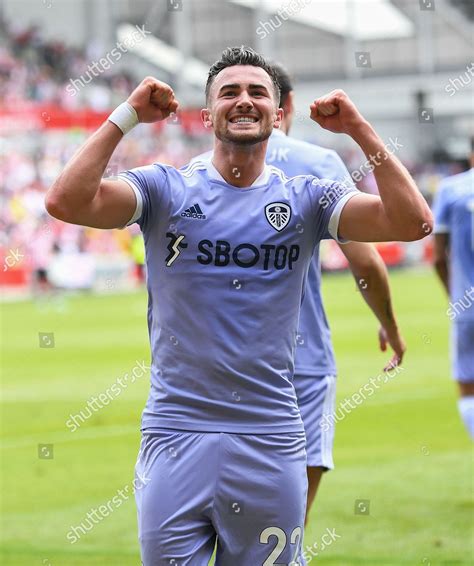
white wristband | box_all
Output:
[108,102,139,135]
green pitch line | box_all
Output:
[1,269,472,565]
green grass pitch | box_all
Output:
[1,269,472,565]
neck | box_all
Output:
[212,138,269,187]
[280,119,290,135]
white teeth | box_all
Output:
[232,117,257,123]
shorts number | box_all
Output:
[260,526,302,566]
[290,527,302,565]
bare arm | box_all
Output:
[433,233,450,295]
[45,77,179,229]
[310,90,433,242]
[340,241,406,369]
[45,123,135,229]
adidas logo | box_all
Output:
[181,203,206,219]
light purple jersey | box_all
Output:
[433,168,474,322]
[120,159,356,433]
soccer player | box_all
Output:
[268,64,407,521]
[45,47,432,564]
[194,63,407,524]
[432,148,474,439]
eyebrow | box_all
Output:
[218,83,270,93]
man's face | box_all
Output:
[203,65,282,145]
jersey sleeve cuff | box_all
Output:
[118,174,144,227]
[328,191,359,243]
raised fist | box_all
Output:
[127,77,179,123]
[309,89,367,136]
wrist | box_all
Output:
[384,322,400,336]
[349,121,383,153]
[108,102,139,135]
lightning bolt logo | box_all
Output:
[165,232,187,266]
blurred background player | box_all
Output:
[432,140,474,439]
[28,214,55,298]
[128,224,146,286]
[268,63,407,522]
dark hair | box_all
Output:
[205,46,281,104]
[270,62,293,108]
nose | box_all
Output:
[236,91,253,111]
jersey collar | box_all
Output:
[207,157,272,187]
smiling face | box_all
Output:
[202,65,282,146]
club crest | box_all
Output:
[265,202,291,232]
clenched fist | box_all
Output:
[310,89,367,136]
[127,77,179,123]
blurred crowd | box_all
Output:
[0,19,135,110]
[0,22,213,290]
[0,21,468,293]
[1,128,212,291]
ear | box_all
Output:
[201,108,213,129]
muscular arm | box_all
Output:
[310,91,433,242]
[45,122,136,229]
[45,77,178,229]
[433,233,450,295]
[340,241,406,367]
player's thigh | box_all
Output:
[135,430,217,566]
[451,321,474,385]
[294,374,337,470]
[215,432,307,565]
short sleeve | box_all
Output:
[432,183,451,234]
[118,164,168,230]
[308,178,359,243]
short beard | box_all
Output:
[214,125,272,146]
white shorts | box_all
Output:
[293,374,337,469]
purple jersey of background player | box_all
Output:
[433,168,474,322]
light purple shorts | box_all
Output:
[135,429,308,565]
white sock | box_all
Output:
[458,396,474,439]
